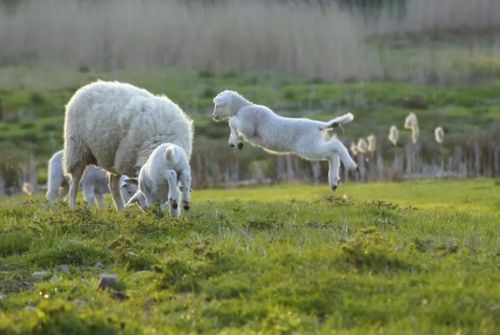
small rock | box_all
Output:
[55,264,71,274]
[32,271,51,280]
[98,273,120,290]
[94,261,105,269]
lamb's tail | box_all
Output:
[322,113,354,130]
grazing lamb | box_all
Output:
[212,90,357,190]
[124,143,191,218]
[46,150,128,208]
[63,81,193,213]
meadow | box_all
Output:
[0,179,498,334]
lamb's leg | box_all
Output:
[95,194,105,209]
[229,119,243,150]
[82,184,96,207]
[68,166,84,209]
[47,170,66,204]
[180,169,192,211]
[328,154,341,191]
[108,173,124,211]
[327,139,357,170]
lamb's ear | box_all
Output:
[165,147,175,162]
[123,178,138,186]
[125,191,141,207]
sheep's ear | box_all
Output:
[165,147,175,162]
[123,178,138,186]
[125,192,141,207]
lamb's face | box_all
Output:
[212,92,233,122]
[120,176,138,203]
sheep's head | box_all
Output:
[212,90,237,122]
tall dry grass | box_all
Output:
[0,0,499,82]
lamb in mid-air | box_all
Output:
[46,150,137,207]
[124,143,191,218]
[212,90,357,190]
[63,81,193,215]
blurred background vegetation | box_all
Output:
[0,0,499,192]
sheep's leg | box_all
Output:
[108,173,124,211]
[180,169,192,211]
[68,167,84,209]
[327,139,357,170]
[229,119,244,150]
[96,194,105,209]
[328,154,341,191]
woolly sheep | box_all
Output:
[63,81,193,211]
[388,125,399,146]
[212,90,357,191]
[434,126,445,144]
[46,150,137,207]
[124,143,191,218]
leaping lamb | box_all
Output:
[63,81,193,215]
[212,90,357,190]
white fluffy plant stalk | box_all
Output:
[388,125,403,178]
[434,126,445,176]
[404,112,420,175]
[356,138,368,182]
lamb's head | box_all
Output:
[124,144,186,218]
[212,90,236,122]
[119,175,138,203]
[212,90,251,122]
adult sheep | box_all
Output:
[212,90,357,190]
[64,81,193,213]
[46,149,137,207]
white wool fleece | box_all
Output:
[63,81,193,210]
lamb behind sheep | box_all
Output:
[46,150,136,207]
[124,143,191,218]
[212,90,357,190]
[63,81,193,212]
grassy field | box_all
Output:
[0,179,498,334]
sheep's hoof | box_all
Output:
[171,202,178,210]
[356,166,360,173]
[184,205,190,211]
[229,144,235,148]
[331,185,337,192]
[237,143,244,150]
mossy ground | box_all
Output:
[0,179,498,334]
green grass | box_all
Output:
[0,179,498,334]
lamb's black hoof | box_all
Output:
[184,205,190,211]
[331,185,337,192]
[237,143,244,150]
[230,144,235,148]
[356,166,360,173]
[172,202,178,210]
